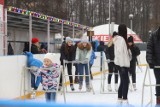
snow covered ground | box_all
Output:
[28,65,157,107]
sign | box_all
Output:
[92,34,143,43]
[0,0,4,5]
[87,31,94,36]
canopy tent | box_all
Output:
[85,24,143,43]
[2,6,92,54]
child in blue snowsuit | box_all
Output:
[25,52,42,91]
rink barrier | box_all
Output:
[62,60,95,94]
[0,100,112,107]
[22,66,66,102]
[141,65,160,106]
[16,64,147,100]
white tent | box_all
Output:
[84,24,142,43]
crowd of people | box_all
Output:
[27,24,160,106]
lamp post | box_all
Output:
[108,0,111,40]
[129,14,133,31]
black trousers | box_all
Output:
[108,62,118,84]
[59,63,73,86]
[118,66,129,100]
[154,68,160,96]
[129,59,136,83]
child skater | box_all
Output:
[37,53,60,102]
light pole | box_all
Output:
[109,0,111,40]
[129,14,133,31]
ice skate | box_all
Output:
[133,83,137,91]
[129,84,134,92]
[30,88,36,99]
[123,100,129,106]
[108,84,112,92]
[58,85,62,91]
[115,84,118,92]
[70,85,75,91]
[79,84,82,90]
[86,84,91,92]
[117,99,123,105]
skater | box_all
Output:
[76,38,92,91]
[74,41,80,84]
[113,24,131,104]
[128,36,140,91]
[25,52,43,98]
[59,37,75,91]
[37,53,60,102]
[146,27,160,105]
[106,31,119,92]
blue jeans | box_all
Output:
[45,92,56,102]
[78,64,89,85]
[31,73,41,90]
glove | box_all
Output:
[82,59,89,64]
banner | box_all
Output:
[0,0,4,5]
[92,34,142,43]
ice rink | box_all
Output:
[29,65,156,107]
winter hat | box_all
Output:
[128,36,134,43]
[44,53,56,63]
[25,52,43,68]
[32,38,39,44]
[81,38,89,43]
[65,37,72,43]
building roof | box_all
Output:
[7,6,91,35]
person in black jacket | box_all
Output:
[128,36,140,91]
[106,31,119,92]
[146,27,160,105]
[97,41,105,52]
[59,37,75,91]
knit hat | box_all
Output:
[32,38,39,43]
[81,38,89,43]
[65,37,72,43]
[44,53,55,63]
[128,36,134,43]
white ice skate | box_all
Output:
[115,84,118,92]
[108,84,112,92]
[31,89,36,99]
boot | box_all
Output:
[157,96,160,105]
[115,84,118,92]
[108,84,112,92]
[74,77,79,84]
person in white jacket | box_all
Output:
[76,39,92,91]
[113,24,131,104]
